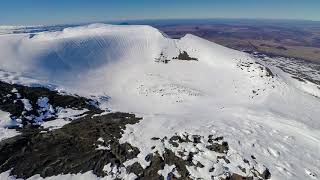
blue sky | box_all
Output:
[1,0,320,25]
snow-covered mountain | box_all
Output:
[0,24,319,180]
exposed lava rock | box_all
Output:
[128,149,192,180]
[173,51,198,61]
[0,81,101,127]
[148,133,271,180]
[0,112,141,179]
[0,113,271,179]
[265,67,274,77]
[0,81,272,180]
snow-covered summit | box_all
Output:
[32,23,164,40]
[0,24,165,80]
[0,24,319,179]
[0,23,250,90]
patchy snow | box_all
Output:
[33,97,56,124]
[96,138,111,150]
[42,108,88,130]
[37,97,51,109]
[96,144,111,151]
[0,170,137,180]
[11,88,18,93]
[0,24,319,179]
[41,118,69,131]
[158,164,177,179]
[21,99,33,111]
[97,137,104,143]
[102,163,137,180]
[147,132,270,179]
[0,110,20,141]
[56,107,88,119]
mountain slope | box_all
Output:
[0,24,319,180]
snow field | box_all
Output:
[0,24,319,179]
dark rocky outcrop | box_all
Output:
[173,51,198,61]
[147,133,271,180]
[0,81,101,127]
[0,112,141,179]
[0,81,271,180]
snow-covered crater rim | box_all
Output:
[31,23,166,40]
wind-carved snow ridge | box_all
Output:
[0,24,320,180]
[0,24,166,88]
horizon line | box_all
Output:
[2,17,320,27]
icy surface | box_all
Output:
[0,24,319,179]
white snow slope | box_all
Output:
[0,24,319,180]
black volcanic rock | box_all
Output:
[0,81,101,127]
[0,112,142,179]
[173,51,198,61]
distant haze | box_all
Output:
[1,0,320,25]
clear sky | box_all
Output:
[1,0,320,25]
